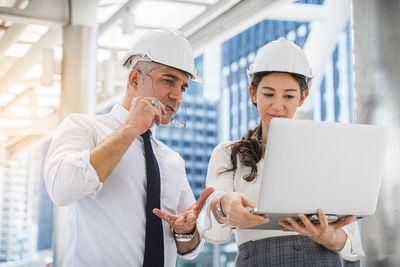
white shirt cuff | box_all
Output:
[201,190,232,244]
[339,224,365,261]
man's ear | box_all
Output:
[248,84,257,105]
[298,89,309,107]
[128,69,141,90]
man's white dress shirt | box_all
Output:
[44,104,204,267]
[202,143,365,261]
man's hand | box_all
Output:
[278,208,355,252]
[91,96,166,183]
[153,187,215,234]
[125,96,167,135]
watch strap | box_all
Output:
[173,225,197,242]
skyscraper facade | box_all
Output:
[155,93,218,200]
[0,156,36,262]
[36,141,53,252]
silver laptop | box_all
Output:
[245,118,389,230]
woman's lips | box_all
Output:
[268,113,283,118]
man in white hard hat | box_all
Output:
[44,29,214,267]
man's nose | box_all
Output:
[169,86,183,101]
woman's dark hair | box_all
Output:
[220,71,309,182]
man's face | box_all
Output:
[137,65,189,125]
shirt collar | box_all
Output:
[111,104,129,126]
[111,103,156,137]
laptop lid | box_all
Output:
[246,118,389,230]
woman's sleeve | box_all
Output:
[201,143,236,244]
[338,221,365,261]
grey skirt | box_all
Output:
[236,235,342,267]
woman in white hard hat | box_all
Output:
[202,38,364,266]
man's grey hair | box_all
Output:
[126,61,161,88]
[134,61,161,80]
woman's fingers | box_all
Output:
[284,216,307,235]
[278,220,295,231]
[331,215,355,229]
[317,209,329,229]
[222,192,269,227]
[297,214,318,235]
[241,194,257,209]
[242,213,269,226]
[228,206,269,227]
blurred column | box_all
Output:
[61,26,97,117]
[352,0,400,266]
[102,51,117,97]
[55,1,98,266]
[42,48,54,86]
[213,244,220,267]
[0,135,7,163]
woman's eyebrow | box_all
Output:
[261,87,298,92]
[261,86,275,90]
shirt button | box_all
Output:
[294,243,302,250]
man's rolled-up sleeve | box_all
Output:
[44,114,103,207]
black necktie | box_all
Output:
[141,130,164,267]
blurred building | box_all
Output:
[0,156,36,263]
[188,55,204,97]
[35,142,53,252]
[0,145,52,265]
[156,93,218,200]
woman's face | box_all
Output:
[249,72,308,128]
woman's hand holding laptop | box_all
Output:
[278,209,356,252]
[211,192,269,228]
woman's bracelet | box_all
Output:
[215,196,227,220]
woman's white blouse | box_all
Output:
[202,142,365,261]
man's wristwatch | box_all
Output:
[215,197,227,221]
[173,225,197,242]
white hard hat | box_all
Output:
[121,29,201,82]
[247,38,313,84]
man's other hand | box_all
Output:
[153,187,215,234]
